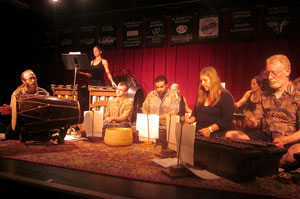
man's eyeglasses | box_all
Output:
[25,77,37,81]
[266,67,287,78]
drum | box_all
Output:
[12,95,81,131]
[104,127,133,146]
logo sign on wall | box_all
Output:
[59,27,74,52]
[198,15,219,41]
[79,25,96,50]
[146,18,167,47]
[97,24,117,49]
[229,8,256,41]
[123,20,143,48]
[263,5,291,39]
[171,15,194,45]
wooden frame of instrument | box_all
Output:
[88,87,116,111]
[51,87,78,100]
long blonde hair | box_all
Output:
[197,66,224,106]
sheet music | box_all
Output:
[151,158,178,168]
[175,123,195,166]
[166,115,180,151]
[83,111,103,137]
[188,167,221,179]
[136,113,159,140]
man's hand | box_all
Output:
[0,104,11,115]
[104,117,114,123]
[244,116,258,128]
[273,137,287,148]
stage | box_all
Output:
[0,132,299,199]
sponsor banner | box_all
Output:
[229,8,256,41]
[79,25,96,49]
[198,15,219,41]
[146,18,167,47]
[123,20,143,48]
[171,15,194,45]
[59,27,74,52]
[263,5,291,39]
[97,24,117,49]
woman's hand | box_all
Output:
[111,81,117,88]
[185,117,195,124]
[79,72,92,78]
[198,128,211,137]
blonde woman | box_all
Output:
[186,67,234,137]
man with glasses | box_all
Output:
[226,54,300,168]
[0,69,49,139]
[104,82,133,123]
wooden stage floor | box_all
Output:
[0,140,278,199]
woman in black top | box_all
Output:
[235,75,263,112]
[80,45,117,87]
[186,67,234,137]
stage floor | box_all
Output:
[0,157,276,199]
[0,132,294,199]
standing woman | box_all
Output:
[80,45,117,87]
[186,67,234,137]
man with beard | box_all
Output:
[0,70,49,139]
[142,75,179,125]
[225,54,300,168]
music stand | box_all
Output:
[61,53,90,99]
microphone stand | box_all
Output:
[162,117,190,177]
[156,114,176,158]
[72,57,79,100]
[72,66,78,100]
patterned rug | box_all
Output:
[0,137,300,199]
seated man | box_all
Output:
[104,82,133,123]
[294,76,300,89]
[0,69,49,139]
[225,54,300,168]
[142,75,179,125]
[170,83,192,118]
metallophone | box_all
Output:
[51,84,78,100]
[88,86,116,111]
[194,135,287,182]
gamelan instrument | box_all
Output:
[88,86,116,111]
[194,135,287,182]
[11,95,81,143]
[51,84,78,100]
